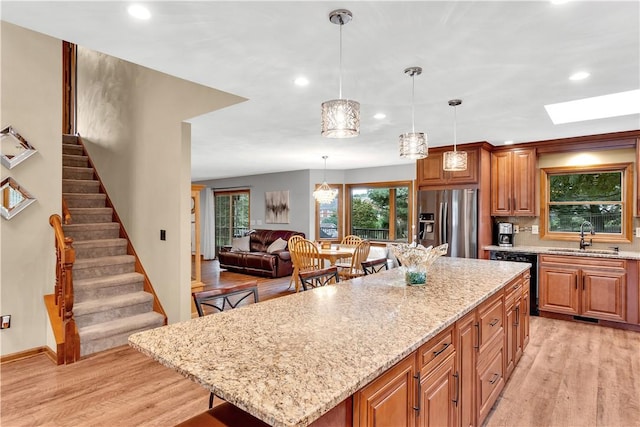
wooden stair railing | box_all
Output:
[62,197,72,224]
[47,214,80,364]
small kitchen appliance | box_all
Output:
[497,222,514,247]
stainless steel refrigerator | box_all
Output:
[417,189,478,258]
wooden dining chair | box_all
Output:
[299,265,340,290]
[338,240,371,280]
[287,235,306,291]
[337,234,362,264]
[361,257,390,275]
[192,280,259,408]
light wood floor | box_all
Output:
[2,264,639,426]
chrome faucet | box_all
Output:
[579,221,595,250]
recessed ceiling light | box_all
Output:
[373,113,386,120]
[544,89,640,124]
[504,140,514,145]
[294,77,309,87]
[569,71,590,81]
[128,4,151,20]
[550,0,570,5]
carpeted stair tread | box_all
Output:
[67,207,113,224]
[63,222,120,241]
[74,291,153,317]
[74,254,135,269]
[73,238,127,254]
[62,154,89,167]
[78,311,164,341]
[63,134,79,144]
[63,193,107,208]
[62,143,84,156]
[62,178,100,193]
[78,312,165,356]
[63,166,94,180]
[74,272,144,291]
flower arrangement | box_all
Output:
[391,243,448,285]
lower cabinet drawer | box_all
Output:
[476,342,505,426]
[418,326,455,375]
[478,295,504,352]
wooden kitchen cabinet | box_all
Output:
[354,353,417,427]
[354,271,530,427]
[539,255,627,322]
[456,311,477,427]
[490,148,536,216]
[417,148,478,187]
[505,274,528,380]
[419,353,457,427]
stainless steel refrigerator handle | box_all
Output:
[444,202,449,244]
[439,202,445,244]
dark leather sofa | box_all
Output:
[218,229,305,278]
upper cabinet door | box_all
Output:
[491,148,536,216]
[417,147,480,189]
[511,149,536,215]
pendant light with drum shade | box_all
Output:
[313,156,338,204]
[321,9,360,138]
[399,67,428,159]
[443,99,467,171]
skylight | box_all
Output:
[544,90,640,124]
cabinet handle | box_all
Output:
[452,372,459,406]
[513,197,516,211]
[575,276,578,289]
[433,342,450,357]
[474,322,480,350]
[489,373,500,385]
[489,318,499,327]
[582,275,585,291]
[413,372,421,413]
[515,306,520,326]
[507,198,510,210]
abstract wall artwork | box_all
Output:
[265,190,289,224]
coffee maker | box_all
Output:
[497,222,514,247]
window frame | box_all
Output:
[345,180,414,243]
[539,163,633,243]
[315,183,344,242]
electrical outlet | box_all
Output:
[1,315,11,329]
[513,225,520,234]
[532,225,539,235]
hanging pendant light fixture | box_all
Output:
[321,9,360,138]
[313,156,338,203]
[443,99,467,171]
[399,66,428,159]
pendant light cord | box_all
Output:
[411,74,416,134]
[453,104,457,152]
[338,22,343,99]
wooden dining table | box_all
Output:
[317,247,354,265]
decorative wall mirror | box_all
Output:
[1,177,36,220]
[1,126,37,169]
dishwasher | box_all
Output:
[489,251,539,316]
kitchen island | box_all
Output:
[129,257,530,427]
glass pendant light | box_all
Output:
[313,156,338,203]
[399,66,428,159]
[321,9,360,138]
[443,99,467,171]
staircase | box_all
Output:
[61,134,165,357]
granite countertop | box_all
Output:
[484,245,640,260]
[129,257,529,427]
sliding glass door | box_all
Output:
[214,190,250,256]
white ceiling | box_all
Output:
[3,1,639,181]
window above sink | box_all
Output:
[540,163,633,244]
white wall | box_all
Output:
[76,47,244,323]
[0,22,61,356]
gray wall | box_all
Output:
[196,164,415,241]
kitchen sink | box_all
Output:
[548,248,619,255]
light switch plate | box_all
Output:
[532,225,539,235]
[514,225,520,234]
[636,227,640,238]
